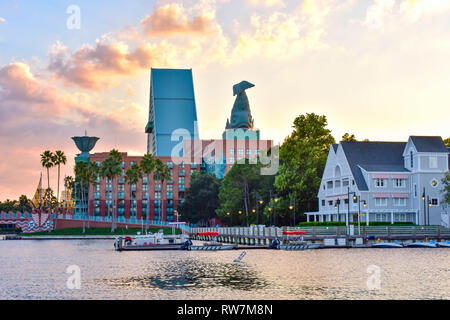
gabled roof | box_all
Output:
[340,141,406,191]
[409,136,447,153]
[331,144,338,153]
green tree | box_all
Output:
[125,163,142,220]
[140,153,156,232]
[442,172,450,205]
[153,158,171,222]
[40,150,55,216]
[444,137,450,147]
[217,158,275,226]
[178,172,221,226]
[99,150,122,232]
[18,195,32,213]
[53,150,67,229]
[342,133,356,141]
[275,113,336,218]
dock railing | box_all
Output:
[190,225,450,238]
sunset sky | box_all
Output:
[1,0,449,200]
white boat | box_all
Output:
[437,240,450,248]
[371,241,403,248]
[406,241,437,248]
[114,230,189,251]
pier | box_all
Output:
[190,225,450,246]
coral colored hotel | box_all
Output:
[77,69,273,223]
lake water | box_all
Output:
[0,240,449,300]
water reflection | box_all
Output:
[103,259,268,291]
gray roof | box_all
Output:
[359,164,410,172]
[410,136,447,153]
[340,141,406,191]
[332,144,338,153]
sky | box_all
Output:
[0,0,450,201]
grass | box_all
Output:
[25,227,181,236]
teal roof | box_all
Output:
[147,69,199,156]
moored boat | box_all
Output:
[436,240,450,248]
[371,241,403,248]
[405,241,437,248]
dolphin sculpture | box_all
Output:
[226,81,255,129]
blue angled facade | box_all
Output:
[145,68,199,156]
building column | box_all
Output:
[391,212,394,224]
[366,211,369,226]
[307,215,310,222]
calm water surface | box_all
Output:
[0,240,449,300]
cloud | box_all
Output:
[141,3,216,38]
[247,0,285,7]
[363,0,450,29]
[47,40,174,90]
[0,61,146,200]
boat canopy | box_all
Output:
[283,231,306,235]
[197,231,219,236]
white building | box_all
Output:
[306,136,450,227]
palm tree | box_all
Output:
[99,150,122,232]
[153,159,172,222]
[140,153,156,233]
[74,161,89,233]
[65,175,75,214]
[86,161,100,229]
[40,150,55,220]
[53,150,67,229]
[125,163,142,222]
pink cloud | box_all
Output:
[141,3,215,38]
[0,62,146,200]
[48,40,171,90]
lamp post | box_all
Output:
[268,207,272,225]
[427,197,432,226]
[422,189,426,225]
[226,211,231,226]
[273,196,279,226]
[334,199,340,222]
[347,186,360,235]
[354,196,367,235]
[257,198,263,225]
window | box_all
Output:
[179,169,185,177]
[414,184,417,198]
[375,179,386,187]
[178,191,185,199]
[143,184,148,191]
[131,184,136,191]
[155,184,161,191]
[410,151,413,168]
[394,179,405,188]
[118,184,125,191]
[143,176,148,183]
[94,192,100,199]
[429,157,437,169]
[328,200,333,206]
[179,162,185,168]
[155,191,161,199]
[327,181,333,189]
[118,192,124,199]
[342,179,349,187]
[431,198,439,206]
[322,200,325,206]
[431,179,438,187]
[238,149,244,155]
[335,180,341,188]
[179,177,185,184]
[179,184,185,191]
[95,185,100,191]
[393,198,406,206]
[191,169,196,175]
[190,162,197,168]
[229,149,235,155]
[167,184,173,191]
[167,192,173,199]
[375,198,387,206]
[167,161,173,168]
[143,192,148,199]
[229,157,235,164]
[246,149,251,155]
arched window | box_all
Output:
[334,165,341,177]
